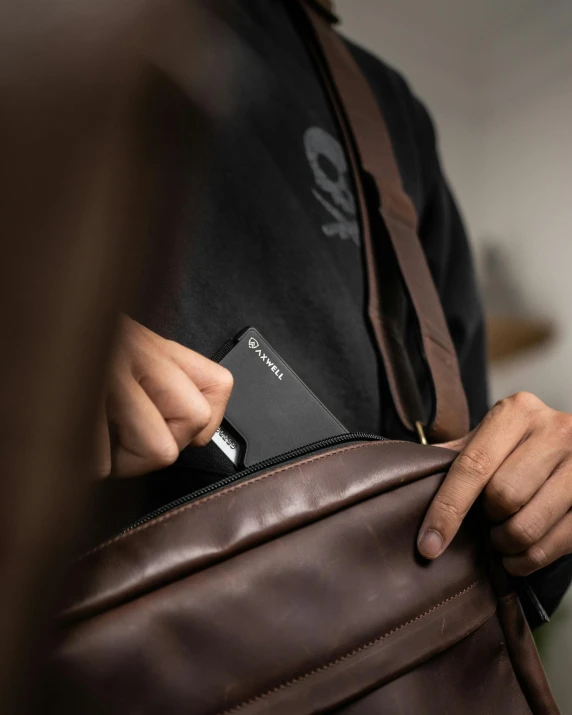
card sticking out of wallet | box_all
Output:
[211,327,347,468]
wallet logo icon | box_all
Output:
[247,335,284,381]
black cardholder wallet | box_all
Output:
[211,327,347,468]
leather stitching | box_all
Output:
[218,581,481,714]
[80,440,404,560]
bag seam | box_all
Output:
[81,440,407,560]
[218,580,481,714]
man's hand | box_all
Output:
[418,392,572,577]
[96,315,233,479]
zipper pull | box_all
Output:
[415,421,428,446]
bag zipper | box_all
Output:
[105,339,378,537]
[117,432,384,537]
[106,429,551,628]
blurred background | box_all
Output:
[337,0,572,709]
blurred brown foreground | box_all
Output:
[0,1,224,710]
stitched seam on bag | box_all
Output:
[218,581,480,715]
[81,441,405,560]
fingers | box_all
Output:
[417,391,572,574]
[107,373,179,478]
[482,431,565,523]
[503,510,572,577]
[418,394,533,559]
[138,361,214,450]
[165,339,233,446]
[491,459,572,555]
[102,317,235,478]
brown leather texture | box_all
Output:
[46,441,557,714]
[300,1,470,441]
[61,441,455,622]
[337,615,534,714]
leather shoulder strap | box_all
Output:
[303,0,339,23]
[297,0,470,441]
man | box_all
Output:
[97,0,572,625]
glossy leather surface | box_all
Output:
[46,441,558,714]
[62,441,455,621]
[339,615,532,714]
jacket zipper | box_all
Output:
[118,432,384,537]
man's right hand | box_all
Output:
[96,315,234,479]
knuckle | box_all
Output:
[164,338,180,351]
[485,479,522,516]
[215,365,234,395]
[192,400,213,432]
[553,413,572,441]
[524,544,550,572]
[148,437,179,469]
[510,391,542,414]
[184,401,214,447]
[434,495,466,523]
[491,395,516,413]
[489,398,507,417]
[167,398,214,449]
[493,392,541,416]
[507,515,543,549]
[123,321,158,357]
[191,431,214,449]
[456,449,492,480]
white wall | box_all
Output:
[336,0,483,235]
[477,19,572,411]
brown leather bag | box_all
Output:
[44,1,560,713]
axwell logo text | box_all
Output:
[248,337,284,380]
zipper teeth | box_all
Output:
[117,432,383,537]
[209,338,236,364]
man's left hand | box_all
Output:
[418,392,572,576]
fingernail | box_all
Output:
[418,530,444,559]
